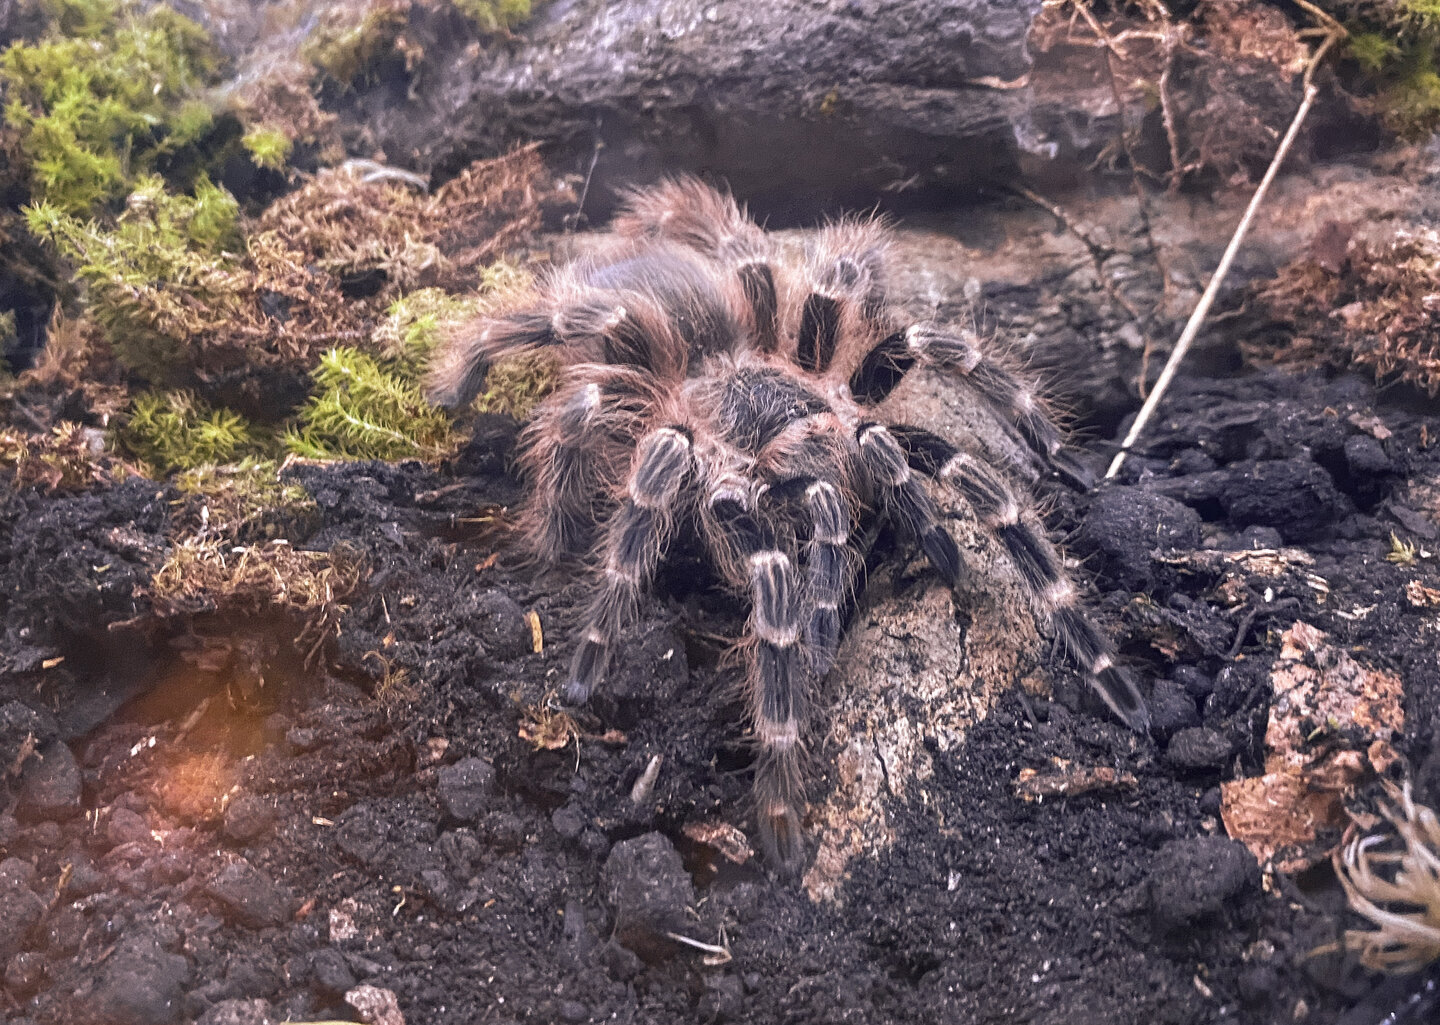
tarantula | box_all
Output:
[428,179,1149,867]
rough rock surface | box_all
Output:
[336,0,1046,217]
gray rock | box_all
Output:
[82,932,191,1025]
[1147,837,1258,931]
[0,870,44,958]
[208,0,1148,217]
[602,833,695,959]
[196,998,274,1025]
[1076,487,1201,591]
[437,757,496,822]
[203,859,296,930]
[223,794,277,844]
[470,589,532,661]
[1165,727,1233,772]
[1147,678,1200,742]
[0,701,57,776]
[5,950,46,997]
[15,740,82,820]
[106,806,151,848]
[309,947,357,996]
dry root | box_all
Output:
[1334,781,1440,974]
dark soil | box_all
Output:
[2,355,1439,1024]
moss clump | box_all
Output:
[453,0,533,33]
[240,125,293,171]
[474,351,559,419]
[149,537,363,666]
[285,346,455,461]
[372,288,484,377]
[1330,0,1440,137]
[0,0,220,215]
[124,390,259,473]
[172,459,318,542]
[0,421,126,490]
[300,0,411,86]
[1251,224,1440,395]
[26,175,244,381]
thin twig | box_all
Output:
[1104,82,1318,480]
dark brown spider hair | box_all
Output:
[429,178,1149,869]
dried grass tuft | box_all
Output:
[1335,781,1440,974]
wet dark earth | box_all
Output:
[2,352,1439,1024]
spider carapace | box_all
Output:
[429,179,1149,869]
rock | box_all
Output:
[203,859,296,930]
[82,932,191,1025]
[1165,727,1234,772]
[1147,837,1259,931]
[196,998,275,1025]
[1147,678,1200,742]
[345,984,406,1025]
[551,803,585,840]
[1173,666,1214,700]
[223,794,277,844]
[1343,434,1391,476]
[0,866,44,958]
[309,947,357,996]
[319,0,1056,219]
[0,700,57,775]
[107,806,151,847]
[602,833,695,959]
[5,950,46,997]
[1076,487,1201,591]
[469,589,532,662]
[15,739,82,820]
[437,757,496,822]
[1220,459,1347,542]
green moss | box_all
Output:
[25,175,244,381]
[124,390,259,473]
[453,0,533,33]
[474,351,557,419]
[1348,31,1399,73]
[1,0,221,215]
[285,346,455,461]
[240,125,293,171]
[301,1,410,86]
[1337,0,1440,138]
[373,288,476,370]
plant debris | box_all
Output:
[1333,781,1440,974]
[1250,223,1440,396]
[1221,621,1405,871]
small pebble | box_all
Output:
[1166,727,1233,772]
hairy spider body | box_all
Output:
[429,179,1149,868]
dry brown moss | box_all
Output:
[1249,224,1440,396]
[1334,781,1440,974]
[150,538,365,666]
[0,420,132,491]
[30,144,564,389]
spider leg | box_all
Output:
[428,283,692,409]
[702,476,811,869]
[796,221,889,374]
[564,425,693,703]
[798,480,851,676]
[850,325,1094,490]
[855,423,964,589]
[755,475,855,677]
[611,177,780,352]
[887,425,1150,732]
